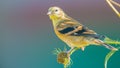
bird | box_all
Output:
[47,6,118,52]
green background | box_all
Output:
[0,0,120,68]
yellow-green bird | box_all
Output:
[47,6,118,51]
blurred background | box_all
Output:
[0,0,120,68]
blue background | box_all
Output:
[0,0,120,68]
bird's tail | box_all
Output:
[94,38,119,51]
[102,43,118,51]
[102,37,120,50]
[104,37,120,50]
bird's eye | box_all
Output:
[55,9,58,12]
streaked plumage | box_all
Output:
[47,6,117,51]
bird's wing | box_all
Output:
[57,21,105,39]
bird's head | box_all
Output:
[47,6,66,21]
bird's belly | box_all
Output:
[64,36,90,48]
[55,30,91,48]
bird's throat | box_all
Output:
[50,15,60,27]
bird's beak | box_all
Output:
[47,11,52,15]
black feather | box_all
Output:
[58,26,105,40]
[59,27,75,34]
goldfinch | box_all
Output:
[47,6,118,51]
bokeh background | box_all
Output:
[0,0,120,68]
